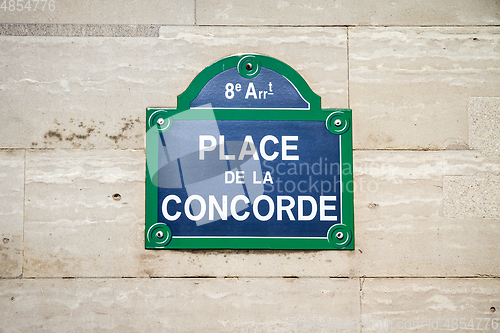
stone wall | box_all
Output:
[1,1,499,331]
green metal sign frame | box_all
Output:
[146,54,353,249]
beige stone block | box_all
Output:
[444,173,500,219]
[361,278,500,332]
[350,27,500,149]
[468,97,500,157]
[197,0,500,26]
[0,278,361,332]
[0,36,186,149]
[0,0,194,24]
[357,217,500,277]
[0,27,347,149]
[354,151,500,277]
[0,149,24,278]
[24,149,146,277]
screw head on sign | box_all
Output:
[156,231,164,239]
[334,119,342,127]
[157,118,165,126]
[335,231,344,240]
[245,63,253,71]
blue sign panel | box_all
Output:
[190,67,310,109]
[157,120,341,238]
[146,54,353,249]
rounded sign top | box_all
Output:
[177,54,321,112]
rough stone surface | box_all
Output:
[0,149,24,278]
[444,173,500,219]
[350,27,500,149]
[0,23,160,37]
[361,278,500,332]
[0,277,361,332]
[0,1,194,24]
[468,97,500,157]
[197,0,500,26]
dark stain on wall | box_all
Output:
[41,117,142,147]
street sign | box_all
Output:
[146,54,353,249]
